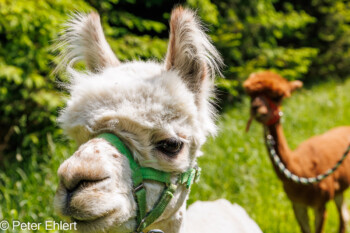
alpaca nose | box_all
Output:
[58,169,111,199]
[252,103,266,116]
[57,156,111,193]
[251,98,268,116]
[251,98,262,113]
[257,106,268,116]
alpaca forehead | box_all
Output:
[62,61,199,134]
[103,61,165,81]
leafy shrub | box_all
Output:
[1,0,350,158]
[192,0,350,103]
[0,0,91,159]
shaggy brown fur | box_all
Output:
[243,71,302,98]
[244,71,350,233]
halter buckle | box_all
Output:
[134,183,144,193]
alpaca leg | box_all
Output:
[314,205,326,233]
[335,193,349,233]
[292,202,311,233]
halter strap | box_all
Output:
[97,133,200,232]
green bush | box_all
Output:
[1,0,350,159]
[292,0,350,80]
[0,0,92,159]
[86,0,177,61]
[199,0,319,100]
[191,0,350,103]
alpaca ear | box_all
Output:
[289,80,303,92]
[164,7,222,96]
[56,12,120,73]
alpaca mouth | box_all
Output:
[254,113,269,123]
[71,209,117,223]
[246,112,268,131]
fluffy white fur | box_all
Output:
[186,199,262,233]
[54,7,261,233]
[55,12,120,73]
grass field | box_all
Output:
[1,79,350,232]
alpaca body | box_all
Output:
[185,199,262,233]
[268,125,350,208]
[142,199,263,233]
[244,71,350,233]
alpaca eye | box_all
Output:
[156,138,183,157]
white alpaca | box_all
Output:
[54,7,262,233]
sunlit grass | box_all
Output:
[0,79,350,232]
[0,136,75,233]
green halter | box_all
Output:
[97,133,201,233]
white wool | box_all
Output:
[55,12,120,73]
[185,199,262,233]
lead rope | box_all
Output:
[264,128,350,184]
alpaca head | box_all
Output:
[54,7,222,233]
[243,71,302,127]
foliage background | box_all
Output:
[1,0,350,159]
[0,0,350,232]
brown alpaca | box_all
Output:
[244,71,350,233]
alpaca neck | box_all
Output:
[265,122,294,180]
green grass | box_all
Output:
[1,79,350,232]
[0,136,76,233]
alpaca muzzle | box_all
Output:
[247,95,282,130]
